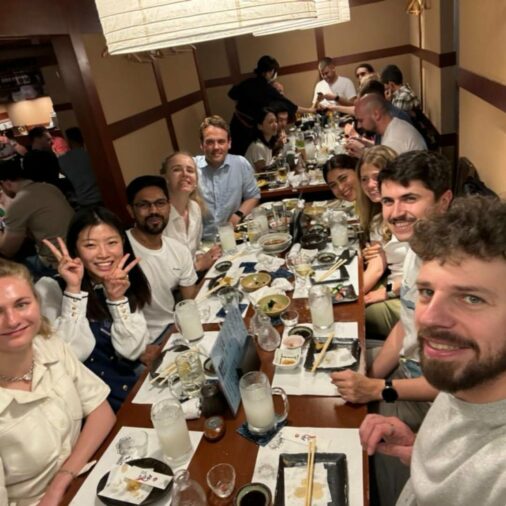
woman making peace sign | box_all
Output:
[38,207,151,411]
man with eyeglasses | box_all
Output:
[195,115,260,241]
[125,175,197,351]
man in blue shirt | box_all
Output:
[195,115,260,241]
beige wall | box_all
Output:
[458,0,506,195]
[172,101,207,154]
[158,50,200,99]
[82,33,161,124]
[113,119,173,184]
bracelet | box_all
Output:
[57,468,78,480]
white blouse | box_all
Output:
[35,278,150,362]
[0,335,109,506]
[163,200,203,257]
[244,140,273,169]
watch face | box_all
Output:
[382,385,398,403]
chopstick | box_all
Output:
[311,332,334,373]
[197,277,230,301]
[317,258,346,283]
[226,248,245,262]
[149,363,177,384]
[305,437,316,506]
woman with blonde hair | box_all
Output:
[161,151,221,271]
[356,145,409,339]
[0,259,115,505]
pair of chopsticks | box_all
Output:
[311,332,334,373]
[317,258,347,283]
[149,363,177,385]
[198,276,230,301]
[305,437,317,506]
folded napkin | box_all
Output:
[271,278,294,291]
[183,397,201,420]
[215,303,248,318]
[255,253,286,272]
[239,261,257,273]
[270,267,292,280]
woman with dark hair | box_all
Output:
[244,107,279,171]
[323,154,360,203]
[228,55,313,155]
[36,207,151,411]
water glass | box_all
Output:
[175,299,204,342]
[206,463,236,499]
[247,219,262,248]
[218,286,241,314]
[151,398,192,466]
[239,371,289,435]
[309,284,334,335]
[218,223,237,254]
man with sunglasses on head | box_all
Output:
[125,176,197,355]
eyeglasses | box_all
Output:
[133,199,168,211]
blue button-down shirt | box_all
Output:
[195,154,260,240]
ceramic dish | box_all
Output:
[281,334,305,349]
[316,251,338,265]
[257,294,291,317]
[240,272,272,292]
[273,453,348,506]
[303,338,360,372]
[303,205,326,219]
[288,326,313,341]
[258,233,292,254]
[97,458,173,506]
[331,284,358,304]
[214,260,232,273]
[300,232,328,251]
[273,347,301,370]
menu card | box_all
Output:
[210,304,249,415]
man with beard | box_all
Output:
[195,115,260,241]
[125,176,197,350]
[348,94,426,157]
[360,195,506,506]
[331,151,452,505]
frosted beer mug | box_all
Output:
[151,399,192,466]
[239,371,288,435]
[175,299,204,342]
[218,223,237,254]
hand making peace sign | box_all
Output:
[101,253,140,301]
[43,237,84,294]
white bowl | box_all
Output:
[258,232,292,254]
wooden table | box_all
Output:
[63,264,369,505]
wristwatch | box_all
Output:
[386,281,396,299]
[234,210,245,222]
[382,379,398,403]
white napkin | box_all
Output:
[182,398,201,420]
[256,253,286,272]
[271,278,294,291]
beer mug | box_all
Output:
[239,371,288,435]
[175,299,204,342]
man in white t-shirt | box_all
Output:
[352,94,426,156]
[311,57,356,109]
[331,151,453,505]
[361,195,506,506]
[125,176,197,350]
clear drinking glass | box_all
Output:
[170,350,205,400]
[151,399,193,466]
[247,219,262,248]
[171,470,207,506]
[175,299,204,342]
[309,284,334,335]
[218,223,237,254]
[290,253,313,290]
[206,463,236,499]
[115,431,148,464]
[256,313,281,352]
[330,211,349,248]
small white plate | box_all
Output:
[273,348,301,370]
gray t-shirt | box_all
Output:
[397,392,506,506]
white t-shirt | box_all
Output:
[381,117,427,154]
[163,200,203,257]
[399,248,421,361]
[312,76,357,107]
[126,231,198,341]
[244,140,273,168]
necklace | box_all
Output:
[0,361,34,383]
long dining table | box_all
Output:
[62,243,369,506]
